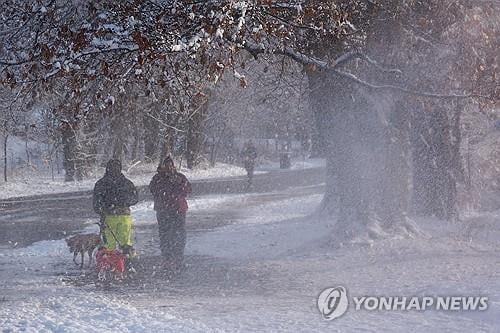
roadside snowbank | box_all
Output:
[0,157,325,201]
[0,162,247,200]
[257,157,326,171]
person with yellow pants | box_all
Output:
[93,159,138,254]
[102,215,133,250]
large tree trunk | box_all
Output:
[185,93,208,169]
[160,127,175,160]
[310,6,425,242]
[308,71,338,215]
[410,100,460,220]
[61,123,77,182]
[24,124,30,166]
[209,123,226,167]
[310,71,415,241]
[3,126,8,182]
[87,113,100,171]
[143,110,160,162]
[110,111,127,163]
[185,114,203,169]
[131,115,142,162]
[308,72,332,160]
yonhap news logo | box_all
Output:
[317,286,349,320]
[317,286,489,321]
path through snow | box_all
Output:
[1,185,499,332]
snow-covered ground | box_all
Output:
[257,157,326,171]
[0,157,325,200]
[1,185,499,332]
[0,240,212,332]
[0,161,247,200]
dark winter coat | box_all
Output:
[149,171,191,214]
[93,173,138,216]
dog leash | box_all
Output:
[99,215,123,248]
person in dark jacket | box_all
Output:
[241,140,257,187]
[93,159,138,251]
[149,157,191,269]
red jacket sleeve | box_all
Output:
[179,174,191,196]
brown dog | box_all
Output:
[66,234,101,268]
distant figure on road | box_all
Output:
[149,156,192,271]
[93,159,138,252]
[241,140,258,188]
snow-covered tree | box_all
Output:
[1,0,497,241]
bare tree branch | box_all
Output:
[333,69,487,99]
[242,40,484,99]
[333,51,402,74]
[145,112,185,133]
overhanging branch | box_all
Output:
[242,40,483,99]
[333,70,486,99]
[243,41,327,69]
[333,51,402,74]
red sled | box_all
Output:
[95,248,126,274]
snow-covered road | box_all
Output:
[1,185,499,332]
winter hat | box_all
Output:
[158,156,175,172]
[106,159,122,175]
